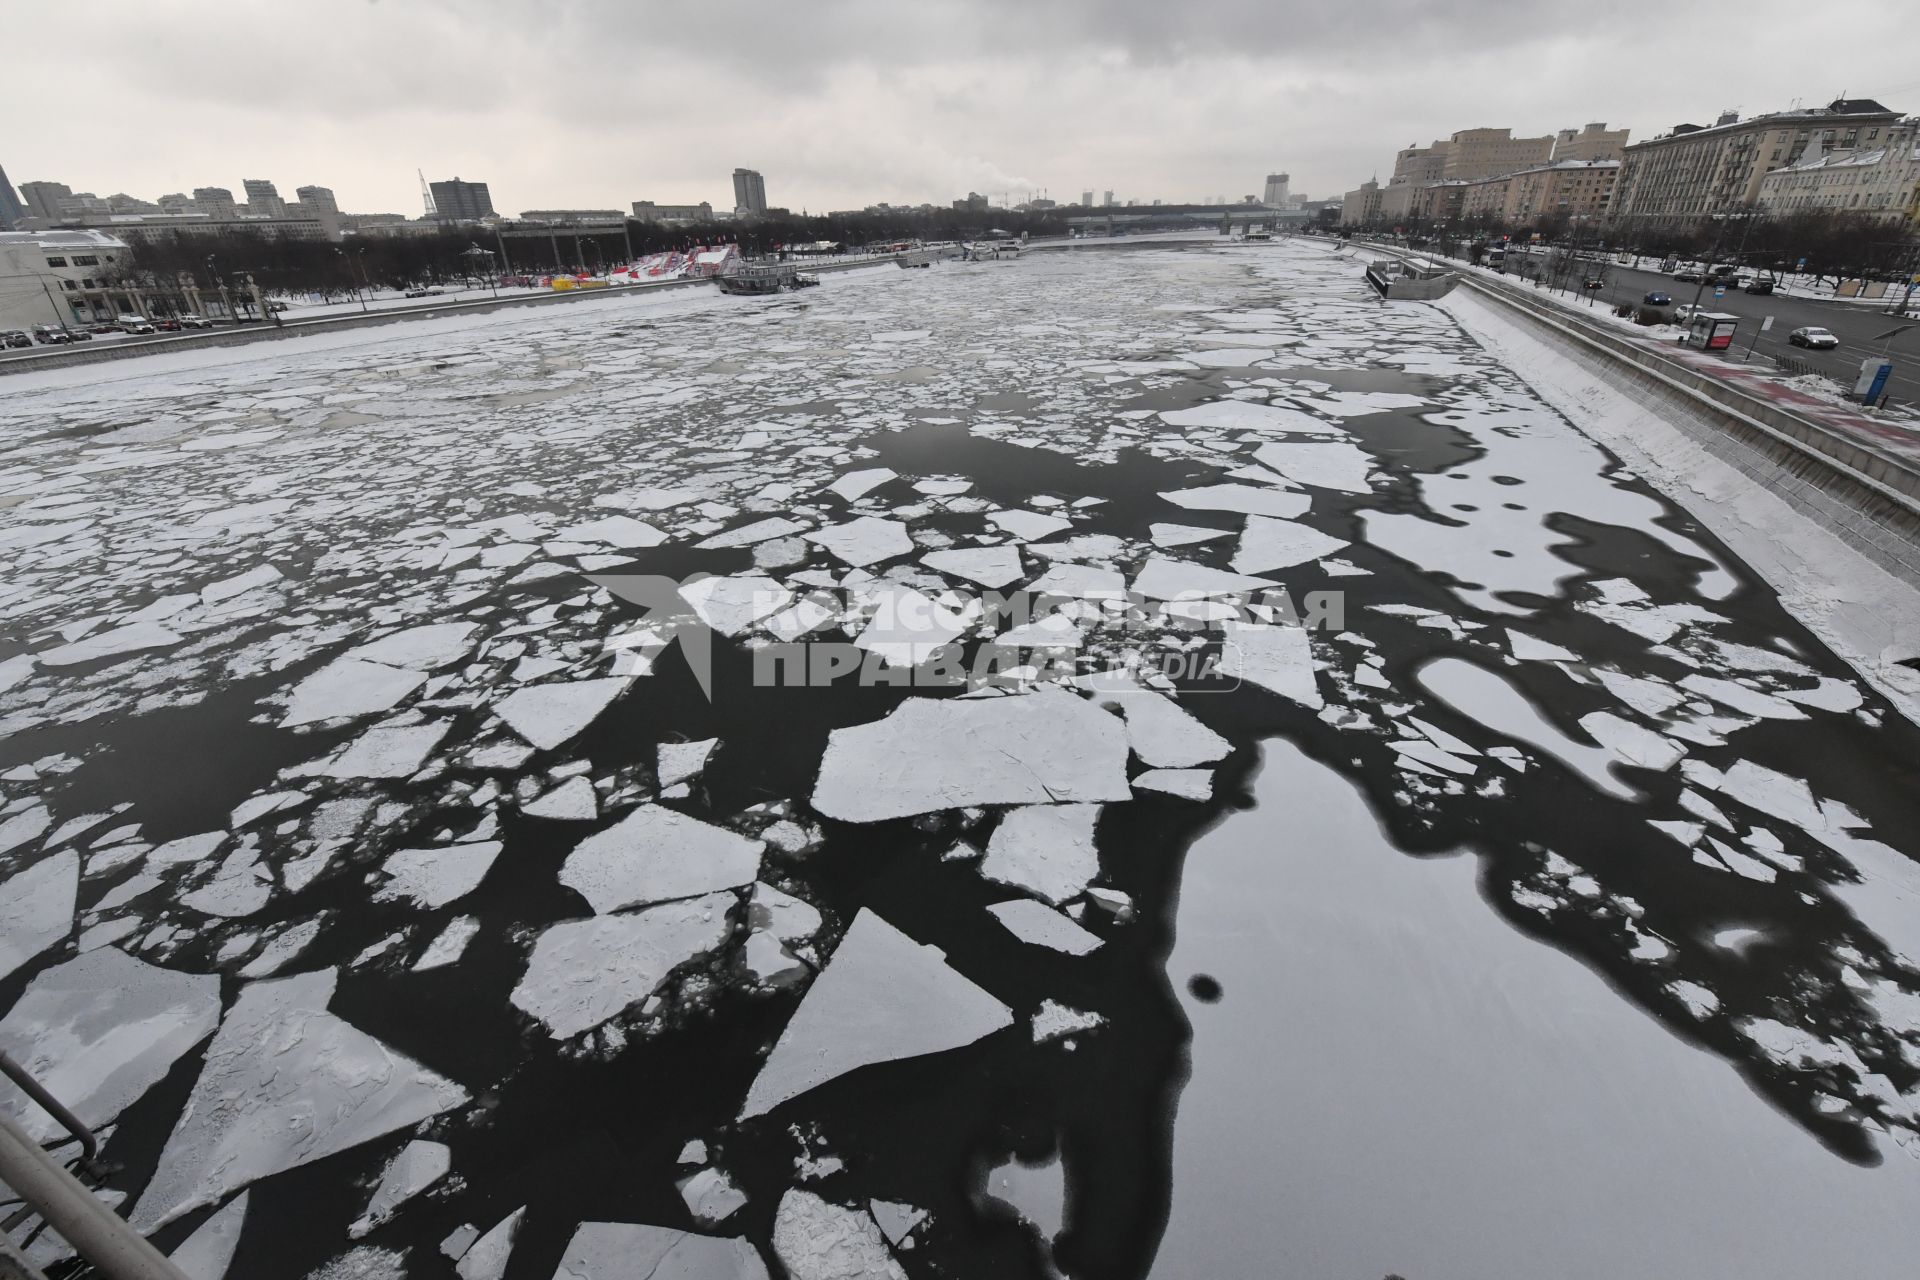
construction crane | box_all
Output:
[418,169,436,218]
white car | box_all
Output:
[116,314,156,334]
[1789,326,1839,350]
[177,315,214,329]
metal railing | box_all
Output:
[0,1052,190,1280]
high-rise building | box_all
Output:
[194,187,238,217]
[1440,128,1555,182]
[296,185,339,216]
[0,166,24,230]
[243,178,286,216]
[1102,190,1114,206]
[429,177,495,221]
[19,181,72,222]
[1262,173,1291,206]
[1080,190,1093,207]
[732,168,767,215]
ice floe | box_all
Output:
[349,1140,451,1238]
[772,1189,907,1280]
[810,688,1132,822]
[511,892,734,1038]
[739,909,1012,1118]
[552,1223,770,1279]
[492,678,629,751]
[131,968,469,1230]
[0,850,77,982]
[560,806,762,913]
[986,900,1104,954]
[980,804,1101,904]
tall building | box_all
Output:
[1552,123,1630,163]
[632,200,715,224]
[731,168,767,215]
[1615,99,1901,220]
[19,181,72,222]
[429,177,495,221]
[242,178,285,216]
[295,185,339,216]
[194,187,238,217]
[0,166,24,230]
[1341,179,1383,225]
[1262,173,1291,206]
[1102,190,1115,206]
[1441,128,1555,181]
[1080,190,1094,207]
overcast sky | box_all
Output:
[8,0,1919,217]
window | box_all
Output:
[71,254,99,266]
[80,278,95,288]
[44,256,67,267]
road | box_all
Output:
[1501,250,1920,403]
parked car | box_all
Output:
[1673,268,1704,283]
[88,320,119,334]
[266,301,289,313]
[2,329,32,349]
[1789,326,1839,349]
[177,314,213,329]
[1674,304,1703,324]
[1643,291,1673,306]
[31,325,72,345]
[403,286,445,299]
[68,327,93,341]
[1744,278,1775,295]
[154,317,182,332]
[1582,277,1605,291]
[116,314,156,335]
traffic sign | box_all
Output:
[1714,286,1725,298]
[1761,316,1774,331]
[1797,257,1807,269]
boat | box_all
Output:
[963,240,1022,262]
[896,248,936,269]
[1244,229,1274,242]
[1363,257,1460,300]
[714,263,817,296]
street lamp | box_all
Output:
[335,248,369,313]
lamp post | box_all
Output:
[335,248,369,312]
[206,255,236,326]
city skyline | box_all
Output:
[5,0,1915,219]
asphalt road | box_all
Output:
[1498,251,1920,403]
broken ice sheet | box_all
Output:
[981,804,1101,905]
[0,947,220,1142]
[553,1223,770,1279]
[679,575,794,637]
[349,1140,450,1238]
[805,516,913,567]
[868,1200,928,1247]
[811,688,1130,822]
[413,916,481,972]
[0,849,77,982]
[281,659,427,727]
[1133,769,1215,801]
[1230,516,1348,574]
[375,841,502,910]
[456,1206,524,1280]
[523,776,598,821]
[560,806,761,914]
[130,968,469,1231]
[739,909,1012,1119]
[920,545,1025,589]
[679,1165,749,1224]
[510,891,734,1039]
[658,738,718,788]
[1218,621,1323,709]
[322,722,453,780]
[170,1192,247,1280]
[986,900,1104,955]
[773,1189,907,1280]
[491,678,629,751]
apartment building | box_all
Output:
[1614,99,1901,219]
[1757,119,1920,224]
[1552,123,1630,163]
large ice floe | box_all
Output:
[811,688,1131,822]
[739,909,1012,1118]
[130,969,468,1230]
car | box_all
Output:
[1583,277,1605,291]
[88,320,119,334]
[116,314,156,335]
[1673,269,1704,283]
[154,318,182,332]
[1789,326,1839,349]
[177,314,213,329]
[30,325,72,345]
[2,329,32,349]
[1744,278,1775,295]
[1643,291,1673,306]
[403,286,445,299]
[265,301,289,313]
[1674,304,1703,324]
[67,327,92,341]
